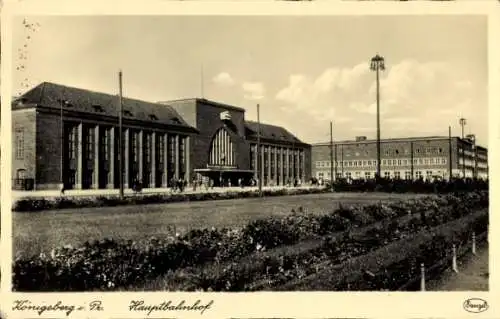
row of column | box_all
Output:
[68,122,190,189]
[254,144,305,186]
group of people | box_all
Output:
[129,175,305,194]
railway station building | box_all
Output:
[12,82,311,190]
[311,135,488,182]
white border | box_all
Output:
[1,1,499,319]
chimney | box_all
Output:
[355,136,367,142]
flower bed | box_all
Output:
[279,209,488,291]
[13,191,488,291]
[13,187,329,212]
[154,193,487,291]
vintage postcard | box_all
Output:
[1,1,499,318]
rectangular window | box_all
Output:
[15,128,25,160]
[416,171,422,179]
[419,159,424,165]
[442,158,447,164]
[85,126,94,161]
[68,126,76,160]
[168,135,176,169]
[158,134,164,166]
[130,131,137,163]
[365,172,371,179]
[394,171,401,179]
[405,171,412,180]
[384,171,391,178]
[144,133,151,165]
[179,136,186,172]
[101,127,109,162]
[398,159,402,166]
[382,159,387,166]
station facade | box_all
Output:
[12,82,311,190]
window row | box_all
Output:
[316,157,448,168]
[342,146,445,158]
[317,170,444,180]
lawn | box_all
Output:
[14,192,426,258]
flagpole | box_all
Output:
[119,70,124,200]
[330,121,334,191]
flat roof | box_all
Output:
[313,136,487,150]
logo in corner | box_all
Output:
[463,298,489,313]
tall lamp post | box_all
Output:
[330,121,334,191]
[459,118,467,178]
[370,54,385,181]
[119,70,124,200]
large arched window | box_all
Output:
[208,128,235,167]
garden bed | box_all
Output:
[13,191,488,292]
[13,187,330,212]
[279,209,488,291]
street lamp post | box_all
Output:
[60,96,65,193]
[119,70,124,200]
[370,54,385,181]
[459,118,467,179]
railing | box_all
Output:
[398,231,487,291]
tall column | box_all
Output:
[295,149,300,181]
[229,137,233,166]
[261,145,265,186]
[76,122,83,189]
[138,130,144,183]
[273,147,278,183]
[108,127,115,189]
[150,132,156,188]
[267,146,271,184]
[285,148,289,184]
[301,150,305,181]
[185,136,191,183]
[163,133,169,187]
[93,125,100,189]
[175,134,180,179]
[222,130,226,164]
[124,128,130,188]
[280,148,284,186]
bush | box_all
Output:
[13,190,488,291]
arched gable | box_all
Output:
[208,127,236,167]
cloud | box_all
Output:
[242,81,265,100]
[212,72,235,86]
[275,59,481,141]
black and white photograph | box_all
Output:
[9,10,491,296]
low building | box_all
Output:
[12,82,311,190]
[312,135,488,182]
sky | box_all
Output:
[12,15,488,146]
